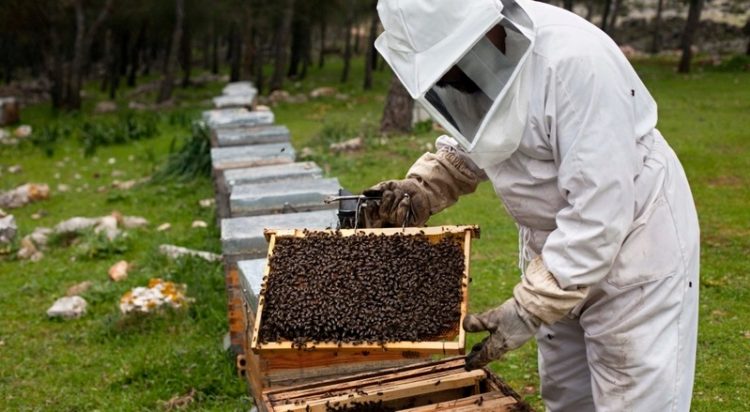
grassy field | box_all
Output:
[0,57,748,411]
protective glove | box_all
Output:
[364,146,483,227]
[463,257,590,370]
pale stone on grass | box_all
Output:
[156,223,171,232]
[0,183,50,209]
[159,244,221,262]
[47,296,87,319]
[14,125,31,138]
[108,260,130,282]
[191,220,207,228]
[329,137,364,153]
[198,198,215,208]
[66,281,93,296]
[17,237,43,261]
[8,165,22,174]
[0,215,17,243]
[121,216,149,229]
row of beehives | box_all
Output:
[205,83,529,412]
[205,81,355,402]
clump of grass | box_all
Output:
[152,122,212,182]
[30,123,72,157]
[79,113,159,156]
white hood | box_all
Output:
[376,0,536,169]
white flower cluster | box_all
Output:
[119,278,191,314]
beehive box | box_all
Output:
[251,226,479,356]
[259,357,530,412]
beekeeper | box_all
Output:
[367,0,700,410]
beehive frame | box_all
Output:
[250,225,479,355]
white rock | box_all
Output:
[198,198,215,208]
[122,216,149,229]
[66,281,93,296]
[14,125,32,138]
[8,164,22,174]
[28,227,52,247]
[95,215,120,240]
[0,183,50,209]
[329,137,364,153]
[159,244,221,262]
[191,220,208,228]
[310,87,337,99]
[108,260,130,282]
[107,157,116,165]
[0,215,16,243]
[156,223,171,232]
[47,296,87,319]
[57,184,70,192]
[55,217,99,234]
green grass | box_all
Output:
[1,56,749,410]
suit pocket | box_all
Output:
[607,196,683,289]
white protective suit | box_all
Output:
[375,0,700,411]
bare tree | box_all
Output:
[341,0,355,83]
[380,75,413,134]
[363,0,378,90]
[157,0,184,103]
[677,0,704,73]
[270,0,295,91]
[600,0,612,33]
[650,0,665,54]
[66,0,114,110]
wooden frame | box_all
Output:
[260,356,530,412]
[250,226,479,356]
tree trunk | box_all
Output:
[380,75,414,134]
[127,22,147,87]
[608,0,623,38]
[270,0,295,91]
[677,0,704,73]
[100,29,113,93]
[254,31,266,95]
[743,18,750,55]
[65,0,114,110]
[180,22,192,87]
[363,0,378,90]
[157,0,184,103]
[318,16,327,68]
[600,0,612,33]
[650,0,665,54]
[341,0,354,83]
[563,0,574,11]
[229,23,242,82]
[211,19,219,74]
[585,0,595,21]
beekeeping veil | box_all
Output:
[375,0,535,169]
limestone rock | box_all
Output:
[121,216,149,229]
[14,125,32,138]
[310,87,337,99]
[17,237,43,261]
[108,260,130,282]
[0,215,17,244]
[94,101,117,114]
[0,183,50,209]
[191,220,207,228]
[119,279,192,314]
[156,223,171,232]
[47,296,87,319]
[159,244,221,262]
[55,217,100,234]
[95,215,120,240]
[198,198,215,208]
[7,165,22,174]
[329,137,364,153]
[66,281,93,296]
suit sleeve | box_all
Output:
[541,53,642,289]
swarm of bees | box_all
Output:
[259,231,465,347]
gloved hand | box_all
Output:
[363,146,484,228]
[463,297,541,370]
[463,257,590,370]
[364,179,431,227]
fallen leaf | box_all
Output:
[162,388,196,411]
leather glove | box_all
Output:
[463,297,541,371]
[463,257,590,370]
[363,146,483,228]
[364,179,430,227]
